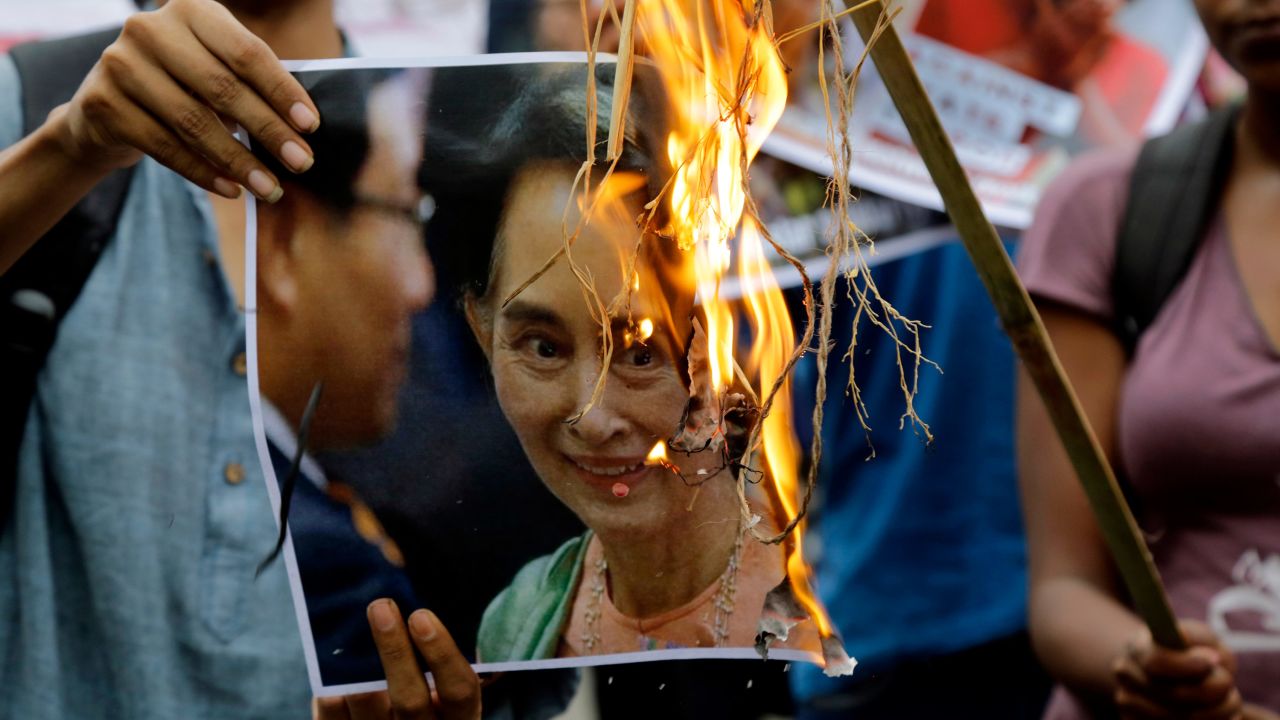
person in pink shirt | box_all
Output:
[1016,0,1280,718]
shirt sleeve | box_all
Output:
[1016,145,1141,322]
[0,54,23,150]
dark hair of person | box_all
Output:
[418,62,674,305]
[252,68,396,212]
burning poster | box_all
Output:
[244,54,847,695]
[764,0,1207,229]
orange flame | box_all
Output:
[738,217,832,637]
[635,0,833,638]
[638,0,785,395]
[646,440,668,464]
[646,439,684,479]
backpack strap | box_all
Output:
[1113,104,1239,354]
[0,27,133,489]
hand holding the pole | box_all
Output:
[1113,620,1243,720]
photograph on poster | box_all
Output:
[243,59,826,695]
[764,0,1208,228]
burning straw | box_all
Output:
[498,0,934,676]
[843,1,1185,650]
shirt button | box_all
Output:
[202,249,218,266]
[231,352,247,377]
[224,462,246,485]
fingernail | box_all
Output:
[248,169,282,204]
[280,140,313,173]
[409,610,436,642]
[1192,647,1221,667]
[290,102,319,132]
[368,600,397,633]
[212,177,241,199]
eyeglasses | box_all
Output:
[353,193,436,229]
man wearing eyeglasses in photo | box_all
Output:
[252,68,439,695]
[0,2,479,718]
[256,69,436,478]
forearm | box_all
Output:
[1,0,328,278]
[1030,574,1144,702]
[1016,306,1137,708]
[0,106,115,274]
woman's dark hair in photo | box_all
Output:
[418,62,673,304]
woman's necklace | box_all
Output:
[581,529,745,654]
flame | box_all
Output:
[646,439,684,478]
[646,440,668,464]
[634,0,834,639]
[739,217,832,638]
[638,0,786,394]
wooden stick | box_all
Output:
[606,0,638,162]
[846,1,1185,650]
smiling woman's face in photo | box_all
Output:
[470,162,729,540]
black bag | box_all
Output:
[1113,104,1240,354]
[1,27,134,511]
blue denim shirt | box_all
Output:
[0,54,311,719]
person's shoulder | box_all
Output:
[0,53,23,150]
[1067,144,1141,179]
[1028,144,1141,248]
[1018,145,1142,319]
[477,533,590,662]
[1044,145,1141,216]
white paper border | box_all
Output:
[243,55,825,696]
[312,648,822,698]
[281,51,616,72]
[242,146,330,696]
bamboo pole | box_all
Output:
[606,0,638,162]
[845,1,1185,650]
